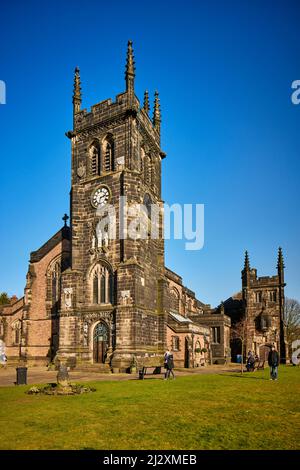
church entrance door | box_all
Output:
[184,337,190,368]
[93,322,109,364]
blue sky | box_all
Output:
[0,0,299,306]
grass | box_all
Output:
[0,366,299,450]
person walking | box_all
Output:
[246,351,255,372]
[268,345,279,381]
[166,353,175,380]
[164,349,170,379]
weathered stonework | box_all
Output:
[0,42,286,369]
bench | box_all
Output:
[135,357,164,380]
[138,366,162,380]
[246,360,265,372]
[255,360,265,370]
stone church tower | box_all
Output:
[57,41,167,371]
[225,249,287,363]
[0,41,286,369]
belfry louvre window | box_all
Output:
[92,264,113,304]
[90,144,101,176]
[104,141,114,172]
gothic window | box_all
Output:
[51,261,61,306]
[91,263,113,305]
[90,143,101,176]
[103,138,114,172]
[255,291,262,303]
[93,272,99,304]
[147,158,152,186]
[170,288,180,312]
[12,320,21,345]
[212,327,221,344]
[140,148,145,175]
[269,291,277,302]
[144,155,151,186]
[143,193,152,219]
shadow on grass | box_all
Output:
[220,374,267,380]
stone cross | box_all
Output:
[62,214,69,227]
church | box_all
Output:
[0,42,287,371]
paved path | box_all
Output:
[0,365,240,387]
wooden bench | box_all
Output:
[246,360,265,372]
[255,360,265,370]
[136,357,164,380]
[138,366,162,380]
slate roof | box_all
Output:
[169,311,193,323]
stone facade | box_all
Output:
[0,41,286,370]
[224,250,288,363]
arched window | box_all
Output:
[144,155,151,186]
[91,263,113,305]
[140,148,145,176]
[90,143,101,176]
[12,320,21,345]
[269,291,277,302]
[143,193,152,219]
[147,157,152,186]
[93,272,99,304]
[172,336,180,351]
[0,321,4,336]
[103,138,114,172]
[51,261,61,305]
[170,288,180,312]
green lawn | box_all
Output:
[0,366,299,450]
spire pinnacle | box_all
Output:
[277,247,285,270]
[125,40,135,93]
[153,90,161,134]
[244,250,250,271]
[143,90,150,114]
[72,66,82,119]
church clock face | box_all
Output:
[91,186,110,208]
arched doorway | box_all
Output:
[184,337,190,368]
[259,344,271,361]
[93,322,109,364]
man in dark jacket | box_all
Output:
[165,354,175,380]
[268,345,279,381]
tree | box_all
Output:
[284,298,300,358]
[230,317,249,374]
[0,292,10,305]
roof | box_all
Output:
[169,311,193,323]
[30,226,71,263]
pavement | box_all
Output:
[0,364,240,387]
